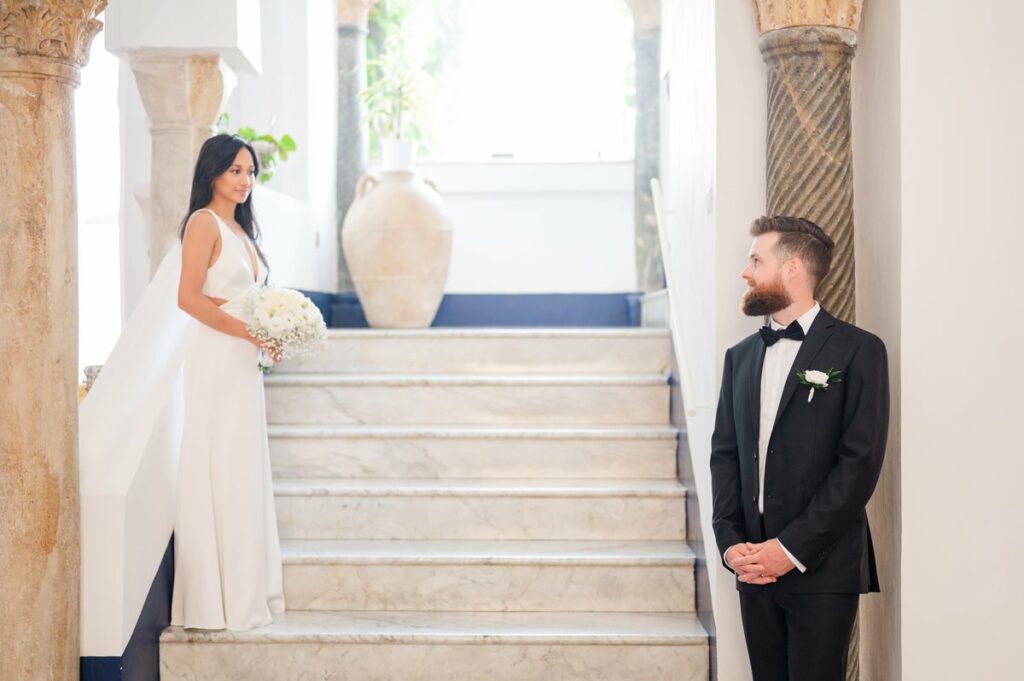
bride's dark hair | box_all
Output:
[179,133,270,274]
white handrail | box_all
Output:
[650,178,711,416]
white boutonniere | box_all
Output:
[796,368,843,403]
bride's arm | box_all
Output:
[177,212,255,344]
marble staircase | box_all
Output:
[160,329,709,680]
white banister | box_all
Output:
[650,178,711,416]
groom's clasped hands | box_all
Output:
[726,539,797,585]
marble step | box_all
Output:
[269,424,679,479]
[277,327,672,375]
[281,539,695,612]
[264,373,670,426]
[275,478,687,541]
[160,610,709,681]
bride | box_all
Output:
[169,133,286,630]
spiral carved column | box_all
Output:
[0,1,106,679]
[761,26,857,322]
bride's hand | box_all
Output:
[258,341,282,363]
[242,328,281,362]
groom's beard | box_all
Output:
[742,276,791,316]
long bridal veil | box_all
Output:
[79,242,196,491]
[79,241,199,652]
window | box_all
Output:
[370,0,636,162]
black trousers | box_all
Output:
[738,588,859,681]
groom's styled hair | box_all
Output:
[750,215,835,290]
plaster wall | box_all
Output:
[899,1,1024,677]
[851,0,902,677]
[408,161,635,293]
[660,0,766,677]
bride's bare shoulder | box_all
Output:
[183,210,220,244]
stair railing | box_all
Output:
[650,178,711,415]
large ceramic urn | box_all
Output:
[342,170,453,328]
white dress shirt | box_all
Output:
[755,302,820,573]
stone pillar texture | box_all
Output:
[130,53,234,276]
[0,2,106,679]
[760,25,857,323]
[625,0,663,291]
[336,0,376,292]
[754,1,863,324]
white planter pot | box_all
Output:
[251,140,277,181]
[380,138,417,172]
[342,171,453,328]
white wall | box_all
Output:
[116,59,152,320]
[900,1,1024,678]
[222,0,338,292]
[851,0,902,676]
[403,161,636,293]
[253,184,320,290]
[661,0,765,678]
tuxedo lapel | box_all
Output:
[771,308,837,432]
[747,341,767,441]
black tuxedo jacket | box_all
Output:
[710,307,889,594]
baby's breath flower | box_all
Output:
[245,285,328,373]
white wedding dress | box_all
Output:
[168,208,285,630]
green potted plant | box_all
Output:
[216,113,297,184]
[361,27,423,170]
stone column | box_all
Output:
[754,0,862,323]
[130,53,236,275]
[0,1,106,679]
[336,0,376,292]
[624,0,663,291]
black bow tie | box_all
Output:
[759,321,805,347]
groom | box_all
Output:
[710,216,889,681]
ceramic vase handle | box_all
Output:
[355,174,377,200]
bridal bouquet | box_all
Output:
[244,286,328,373]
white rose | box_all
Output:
[804,370,830,386]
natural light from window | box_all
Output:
[407,0,636,162]
[76,27,121,377]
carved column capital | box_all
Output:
[0,0,107,65]
[0,0,107,82]
[623,0,661,33]
[337,0,378,27]
[130,52,235,153]
[753,0,863,35]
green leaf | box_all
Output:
[279,134,297,152]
